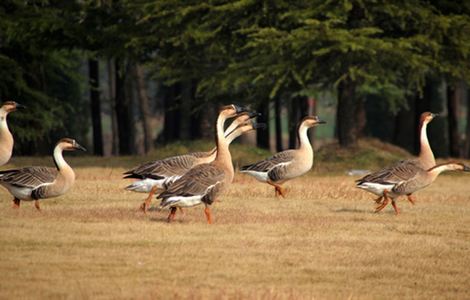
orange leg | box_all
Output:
[34,200,41,211]
[12,198,20,209]
[374,196,383,204]
[204,206,212,224]
[375,191,390,213]
[267,181,286,198]
[167,207,177,223]
[140,186,158,214]
[407,194,416,205]
[391,200,400,215]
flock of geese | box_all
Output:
[0,101,468,223]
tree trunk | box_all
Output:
[179,81,192,140]
[355,97,366,138]
[393,95,417,154]
[163,84,181,142]
[274,97,283,152]
[114,59,133,155]
[256,101,270,149]
[88,58,103,156]
[466,87,470,158]
[289,97,301,148]
[134,64,152,153]
[336,78,358,147]
[107,59,119,156]
[447,84,461,157]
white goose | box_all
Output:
[0,101,26,166]
[157,104,252,223]
[0,138,86,210]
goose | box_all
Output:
[124,111,259,213]
[0,101,26,166]
[240,116,326,197]
[157,104,252,223]
[356,112,438,205]
[375,162,470,214]
[0,138,86,210]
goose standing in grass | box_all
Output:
[374,162,470,215]
[124,111,259,213]
[356,112,438,205]
[240,116,326,198]
[0,101,26,166]
[157,104,252,224]
[0,138,86,210]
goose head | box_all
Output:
[1,101,26,114]
[57,138,87,152]
[301,116,326,128]
[238,120,266,134]
[225,112,261,137]
[219,104,250,119]
[420,112,438,125]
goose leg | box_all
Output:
[391,199,400,215]
[34,200,41,211]
[167,207,177,223]
[140,186,158,214]
[204,206,212,224]
[406,194,416,205]
[267,180,286,198]
[374,196,383,204]
[375,191,390,213]
[12,198,20,209]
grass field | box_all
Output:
[1,147,470,299]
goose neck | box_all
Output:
[418,121,435,168]
[53,145,71,171]
[298,124,312,152]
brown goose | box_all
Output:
[0,138,86,210]
[0,101,26,166]
[124,111,259,212]
[240,116,326,197]
[157,104,251,223]
[356,112,438,204]
[375,162,470,214]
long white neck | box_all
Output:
[428,164,457,181]
[53,145,71,171]
[298,124,312,151]
[215,113,229,162]
[224,118,243,138]
[418,121,435,169]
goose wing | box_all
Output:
[0,167,58,188]
[158,164,225,205]
[241,150,295,173]
[123,154,201,180]
[356,159,422,185]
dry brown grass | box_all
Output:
[1,161,470,299]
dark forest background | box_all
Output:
[1,0,470,158]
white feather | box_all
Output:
[160,195,203,208]
[356,182,395,196]
[240,170,269,182]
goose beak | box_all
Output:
[431,113,439,118]
[15,103,26,109]
[74,143,87,152]
[247,111,261,119]
[316,120,326,124]
[234,105,249,114]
